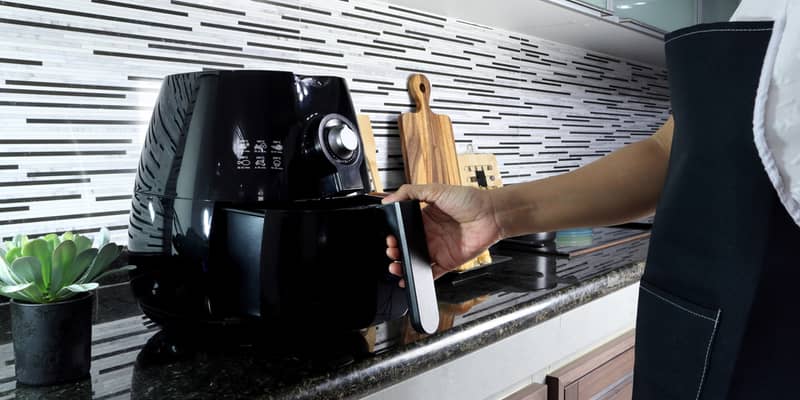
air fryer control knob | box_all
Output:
[325,122,359,160]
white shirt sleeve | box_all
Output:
[731,0,800,227]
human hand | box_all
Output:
[382,184,502,286]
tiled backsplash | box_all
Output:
[0,0,670,243]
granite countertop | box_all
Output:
[0,229,649,400]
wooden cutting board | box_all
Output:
[398,74,461,186]
[398,74,489,272]
[356,114,383,192]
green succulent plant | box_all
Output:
[0,227,131,303]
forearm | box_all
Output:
[490,118,674,238]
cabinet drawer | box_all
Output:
[564,348,634,400]
[547,330,635,400]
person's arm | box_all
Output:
[491,116,674,238]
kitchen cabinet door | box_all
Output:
[547,330,635,400]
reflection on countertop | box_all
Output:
[0,229,649,400]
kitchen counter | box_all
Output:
[0,231,649,400]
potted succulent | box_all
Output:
[0,228,130,386]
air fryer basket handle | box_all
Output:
[386,200,440,334]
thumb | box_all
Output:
[381,184,441,204]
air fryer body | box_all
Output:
[127,71,406,331]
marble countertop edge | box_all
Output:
[273,261,646,400]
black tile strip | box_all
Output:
[246,41,343,57]
[0,194,81,204]
[353,78,394,85]
[430,105,492,113]
[366,51,470,70]
[96,195,132,201]
[496,75,525,82]
[540,58,567,66]
[351,89,389,96]
[0,88,125,98]
[499,141,542,145]
[94,50,244,68]
[394,68,479,83]
[607,105,661,115]
[575,66,606,74]
[405,29,474,45]
[594,74,630,83]
[451,121,490,126]
[382,30,429,42]
[582,55,608,64]
[463,50,494,59]
[505,161,557,166]
[456,35,485,43]
[585,89,615,96]
[128,75,163,81]
[170,0,245,15]
[512,57,551,67]
[467,92,519,100]
[626,61,653,71]
[498,112,547,118]
[92,344,145,361]
[0,178,91,187]
[0,139,132,144]
[374,39,425,51]
[342,11,402,26]
[98,361,136,375]
[437,98,531,110]
[5,79,151,92]
[433,84,493,94]
[353,6,444,28]
[91,0,187,16]
[283,15,379,35]
[238,20,301,34]
[477,63,537,77]
[525,50,549,57]
[587,52,621,63]
[337,39,405,53]
[0,165,18,169]
[632,72,660,81]
[589,111,628,117]
[525,102,573,109]
[0,206,29,212]
[464,133,531,137]
[201,21,324,43]
[0,1,192,31]
[387,5,447,21]
[27,119,146,125]
[520,42,539,49]
[0,150,126,157]
[492,61,519,69]
[568,131,614,135]
[0,17,237,50]
[582,75,603,81]
[0,57,42,66]
[0,210,130,226]
[553,72,578,78]
[498,46,520,53]
[431,51,470,61]
[27,169,137,177]
[376,86,406,93]
[509,125,560,130]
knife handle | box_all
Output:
[385,200,440,334]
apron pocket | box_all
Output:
[634,281,721,400]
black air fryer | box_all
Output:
[128,71,438,335]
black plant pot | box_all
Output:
[10,292,94,386]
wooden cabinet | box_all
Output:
[547,330,635,400]
[504,382,548,400]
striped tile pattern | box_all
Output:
[0,0,670,244]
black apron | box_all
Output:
[633,21,800,399]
